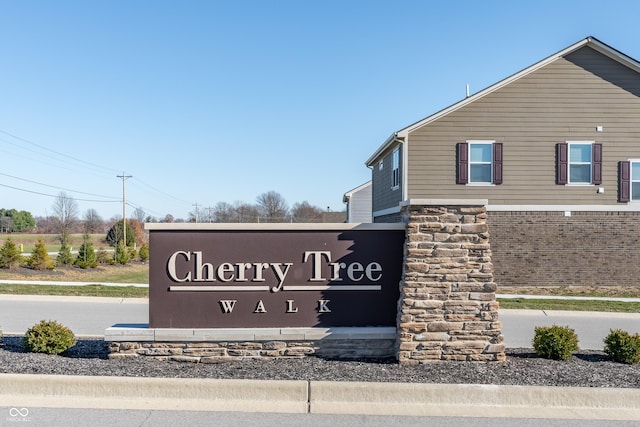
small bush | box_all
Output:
[55,242,73,266]
[138,243,149,262]
[604,329,640,364]
[115,242,130,265]
[26,237,54,270]
[533,324,579,360]
[74,234,98,269]
[23,320,76,355]
[96,248,112,264]
[0,238,22,269]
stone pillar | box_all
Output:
[397,200,505,364]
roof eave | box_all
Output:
[365,133,402,166]
[397,37,598,136]
[366,36,640,163]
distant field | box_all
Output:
[0,262,148,284]
[0,233,111,253]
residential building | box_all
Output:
[365,36,640,288]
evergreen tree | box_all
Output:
[56,241,73,266]
[74,234,97,268]
[138,243,150,262]
[0,238,22,269]
[115,241,130,265]
[27,237,53,270]
[106,220,136,247]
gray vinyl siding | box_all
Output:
[347,183,372,223]
[372,145,403,213]
[406,46,640,205]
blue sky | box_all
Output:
[1,0,639,221]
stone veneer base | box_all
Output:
[105,326,397,361]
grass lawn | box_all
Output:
[1,233,112,253]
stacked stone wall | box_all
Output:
[488,211,640,289]
[397,203,504,364]
[108,338,396,361]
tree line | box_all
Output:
[0,191,339,270]
[1,190,336,234]
[189,191,330,223]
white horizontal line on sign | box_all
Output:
[283,285,382,291]
[169,286,271,292]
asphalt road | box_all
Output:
[1,295,639,349]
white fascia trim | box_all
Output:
[393,36,640,140]
[402,137,409,201]
[402,199,489,207]
[397,39,595,137]
[587,36,640,74]
[372,206,402,218]
[343,180,372,203]
[366,134,402,167]
[487,205,640,212]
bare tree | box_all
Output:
[132,207,146,223]
[256,191,289,222]
[51,192,79,245]
[83,209,104,233]
[291,201,323,223]
[233,202,260,223]
[213,202,234,222]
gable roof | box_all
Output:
[365,36,640,166]
[343,180,372,203]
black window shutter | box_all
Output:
[556,143,568,184]
[592,143,602,185]
[493,143,503,185]
[457,142,468,184]
[619,161,630,203]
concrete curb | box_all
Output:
[1,374,639,420]
[310,381,640,420]
[0,374,308,413]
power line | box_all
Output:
[0,129,118,175]
[0,182,120,203]
[129,176,192,205]
[0,129,193,217]
[0,172,120,200]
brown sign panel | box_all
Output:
[147,224,405,328]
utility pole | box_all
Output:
[117,173,132,251]
[192,202,200,223]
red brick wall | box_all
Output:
[488,211,640,289]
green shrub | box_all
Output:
[138,243,149,262]
[96,248,112,264]
[26,237,54,270]
[0,238,22,269]
[74,234,98,268]
[23,320,76,355]
[115,242,130,265]
[55,242,73,266]
[604,329,640,364]
[533,324,579,360]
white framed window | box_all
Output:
[631,160,640,201]
[468,141,494,184]
[391,148,400,189]
[457,140,503,185]
[568,141,593,184]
